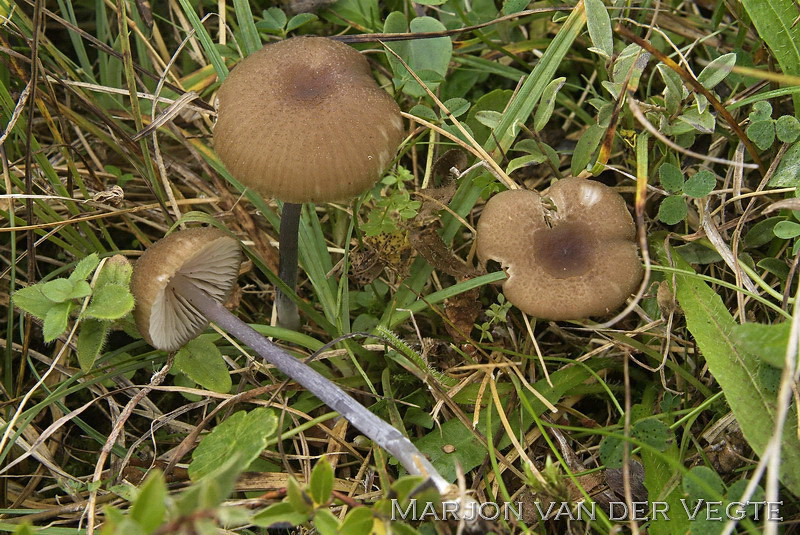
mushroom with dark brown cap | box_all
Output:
[476,178,643,320]
[214,36,405,329]
[131,227,450,494]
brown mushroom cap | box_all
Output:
[214,36,405,204]
[476,178,642,320]
[131,228,242,351]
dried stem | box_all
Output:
[171,274,451,494]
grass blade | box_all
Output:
[176,0,229,80]
[741,0,800,113]
[233,0,261,56]
[486,0,587,155]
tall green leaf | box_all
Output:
[233,0,261,56]
[741,0,800,113]
[668,248,800,495]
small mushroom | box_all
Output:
[132,227,241,352]
[214,37,404,328]
[476,178,642,320]
[131,227,450,494]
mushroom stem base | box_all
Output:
[276,202,302,330]
[171,274,451,494]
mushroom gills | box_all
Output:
[132,227,453,495]
[149,237,241,350]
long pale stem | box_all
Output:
[172,274,451,494]
[276,202,301,330]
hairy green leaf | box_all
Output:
[13,285,55,320]
[43,302,72,343]
[77,319,109,372]
[95,255,133,289]
[42,278,89,303]
[68,253,100,283]
[84,284,134,320]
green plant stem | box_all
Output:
[171,274,451,494]
[277,202,302,330]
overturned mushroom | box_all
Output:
[131,227,450,493]
[214,36,404,328]
[476,178,642,320]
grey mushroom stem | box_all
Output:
[276,202,302,330]
[170,273,451,494]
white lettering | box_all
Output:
[766,501,783,521]
[391,499,416,520]
[609,502,628,521]
[681,499,705,520]
[577,501,596,520]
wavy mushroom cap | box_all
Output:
[131,228,242,351]
[214,36,405,204]
[476,178,642,320]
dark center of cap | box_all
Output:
[533,221,596,278]
[280,63,338,102]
